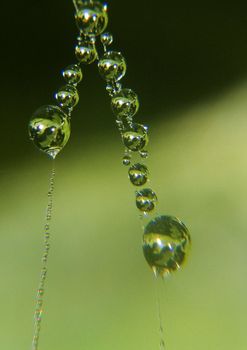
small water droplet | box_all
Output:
[136,188,157,213]
[128,163,149,186]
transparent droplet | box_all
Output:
[140,150,149,159]
[129,163,149,186]
[62,64,83,85]
[106,82,122,97]
[98,51,127,82]
[29,105,70,159]
[100,32,113,47]
[75,43,98,64]
[122,154,131,166]
[136,188,157,213]
[111,88,139,119]
[123,123,148,152]
[143,215,191,277]
[75,1,108,36]
[55,85,79,109]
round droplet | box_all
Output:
[140,150,149,159]
[55,85,79,109]
[100,32,113,46]
[62,64,83,85]
[122,154,131,166]
[136,188,157,213]
[98,51,127,82]
[75,1,108,36]
[111,89,139,119]
[143,215,191,277]
[29,105,70,159]
[75,44,98,64]
[123,123,148,152]
[129,163,149,186]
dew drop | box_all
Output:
[98,51,127,82]
[62,64,83,85]
[136,188,157,213]
[75,1,108,36]
[111,88,139,119]
[128,163,149,186]
[123,123,148,152]
[29,105,71,159]
[143,215,191,277]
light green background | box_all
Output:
[1,82,247,349]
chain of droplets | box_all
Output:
[96,34,158,217]
[31,166,55,350]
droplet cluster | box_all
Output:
[29,1,109,159]
[96,4,191,277]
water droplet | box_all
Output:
[75,1,108,36]
[62,64,83,85]
[122,154,131,166]
[128,163,149,186]
[98,51,127,82]
[123,123,148,152]
[111,88,139,119]
[140,150,149,159]
[75,43,98,64]
[136,188,157,213]
[100,32,113,47]
[29,105,70,159]
[55,84,79,109]
[143,215,191,277]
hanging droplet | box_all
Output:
[143,215,191,277]
[29,105,71,159]
[75,43,98,64]
[122,154,131,166]
[62,64,83,85]
[75,1,108,36]
[128,163,149,186]
[100,32,113,47]
[136,188,157,213]
[111,88,139,119]
[122,123,148,152]
[55,85,79,109]
[140,150,149,159]
[98,51,127,82]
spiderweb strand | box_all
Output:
[155,278,166,350]
[31,163,56,350]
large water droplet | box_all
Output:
[29,105,70,159]
[143,215,191,277]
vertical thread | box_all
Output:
[31,163,56,350]
[155,278,166,350]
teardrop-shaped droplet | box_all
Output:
[29,105,71,159]
[143,215,191,277]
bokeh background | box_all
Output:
[1,1,247,349]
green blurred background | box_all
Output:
[1,1,247,349]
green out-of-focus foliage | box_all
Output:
[1,0,247,349]
[1,82,247,349]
